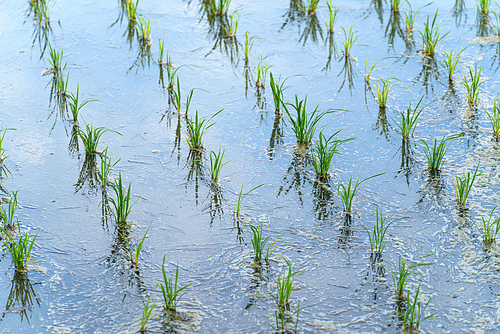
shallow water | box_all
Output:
[1,0,500,332]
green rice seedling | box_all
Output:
[418,10,448,56]
[441,47,466,81]
[391,0,401,11]
[462,63,483,106]
[242,32,259,61]
[121,226,149,264]
[455,163,481,208]
[420,134,462,171]
[404,1,418,34]
[364,57,379,82]
[482,207,500,244]
[390,97,424,139]
[312,130,355,177]
[209,147,230,182]
[100,147,120,189]
[375,78,390,107]
[227,12,239,38]
[273,257,302,308]
[305,0,320,14]
[324,1,339,33]
[55,72,69,97]
[477,0,491,15]
[269,72,289,113]
[47,43,66,74]
[340,25,358,57]
[208,0,231,15]
[485,100,500,140]
[140,295,156,332]
[0,190,19,229]
[108,172,140,224]
[255,53,272,88]
[245,221,282,263]
[397,283,436,329]
[389,255,433,299]
[491,11,500,36]
[158,38,165,64]
[0,223,37,272]
[361,207,393,254]
[126,0,139,19]
[234,183,264,221]
[283,95,334,146]
[156,255,192,311]
[164,56,186,91]
[184,109,223,150]
[338,173,384,215]
[135,16,151,43]
[0,130,10,166]
[67,85,97,123]
[77,123,121,155]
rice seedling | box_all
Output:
[184,109,223,150]
[455,163,481,208]
[269,257,306,331]
[338,173,384,215]
[242,32,259,61]
[482,207,500,244]
[361,207,393,254]
[208,0,231,16]
[441,47,466,81]
[389,254,433,299]
[126,0,139,19]
[269,72,289,113]
[390,97,424,139]
[397,283,436,329]
[312,130,355,177]
[304,0,320,15]
[245,221,282,263]
[391,0,401,11]
[121,226,149,265]
[209,147,230,183]
[164,56,185,91]
[404,1,417,34]
[375,78,390,108]
[0,190,19,229]
[283,95,334,146]
[491,11,500,36]
[0,129,10,165]
[462,63,483,106]
[364,57,379,82]
[47,43,66,74]
[158,38,165,64]
[477,0,491,15]
[485,99,500,140]
[67,85,97,123]
[108,172,140,225]
[77,123,121,155]
[419,134,462,171]
[234,183,264,221]
[255,53,272,88]
[156,255,192,311]
[55,72,69,97]
[139,295,156,332]
[100,147,120,189]
[0,223,37,272]
[135,16,151,43]
[227,12,239,38]
[418,10,448,56]
[324,1,339,33]
[340,25,358,57]
[140,295,156,332]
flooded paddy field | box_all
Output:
[1,0,500,332]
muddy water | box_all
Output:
[1,0,500,332]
